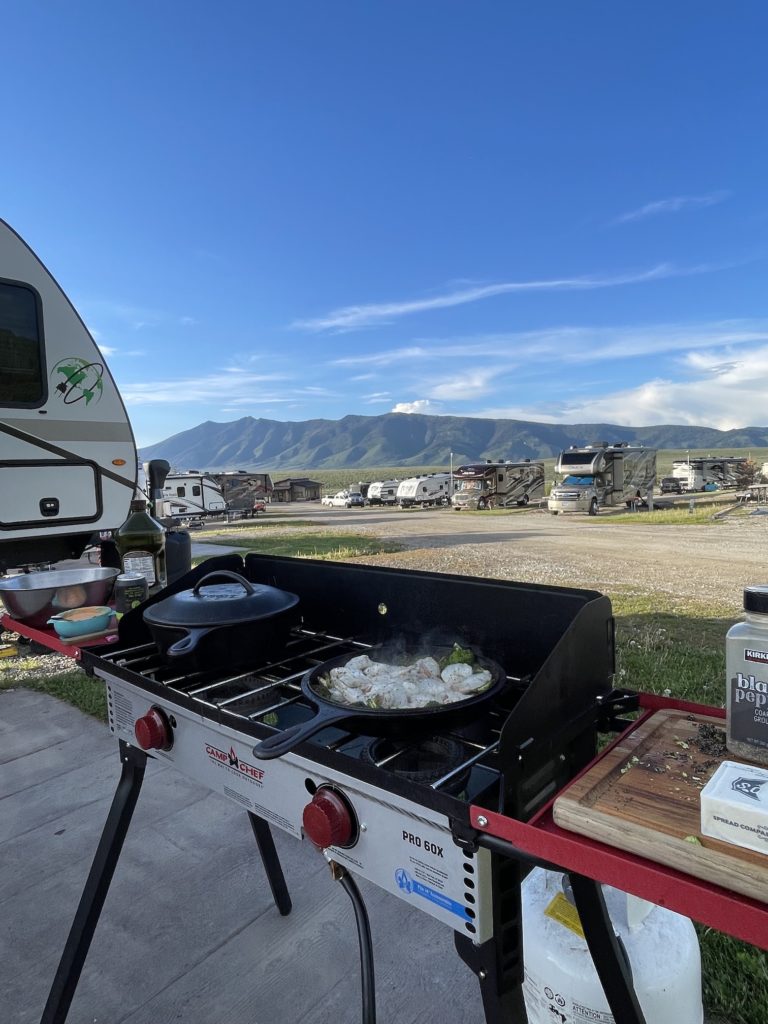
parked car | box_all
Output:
[321,494,335,506]
[346,493,364,508]
[659,477,682,494]
[329,491,351,507]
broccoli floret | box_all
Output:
[439,643,475,669]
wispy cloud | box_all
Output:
[332,318,768,370]
[613,191,730,225]
[96,343,146,358]
[120,371,290,406]
[293,263,705,332]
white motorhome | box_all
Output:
[0,220,137,571]
[452,459,545,510]
[672,457,748,492]
[159,471,226,518]
[397,473,454,507]
[366,479,400,505]
[548,442,656,515]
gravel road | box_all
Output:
[292,505,768,613]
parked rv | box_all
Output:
[212,471,273,513]
[548,442,656,515]
[159,471,227,518]
[0,220,137,571]
[452,459,545,510]
[397,473,454,507]
[367,479,400,505]
[671,457,749,492]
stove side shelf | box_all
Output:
[470,695,768,951]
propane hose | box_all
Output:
[328,858,376,1024]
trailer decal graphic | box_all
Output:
[51,357,104,406]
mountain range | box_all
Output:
[138,414,768,472]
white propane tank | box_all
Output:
[521,868,703,1024]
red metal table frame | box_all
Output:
[1,613,118,661]
[472,692,768,950]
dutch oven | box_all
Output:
[142,570,299,671]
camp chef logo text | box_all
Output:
[206,743,265,785]
[745,649,768,665]
[731,776,768,801]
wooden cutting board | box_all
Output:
[553,708,768,902]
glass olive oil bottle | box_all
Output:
[114,499,167,594]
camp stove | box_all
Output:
[42,553,643,1024]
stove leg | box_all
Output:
[247,812,292,916]
[454,932,528,1024]
[40,741,147,1024]
[567,873,647,1024]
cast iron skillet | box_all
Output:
[251,644,507,760]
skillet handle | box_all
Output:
[166,627,211,657]
[252,705,352,760]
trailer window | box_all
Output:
[192,485,201,496]
[0,283,43,406]
[176,486,185,497]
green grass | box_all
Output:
[613,504,730,525]
[195,518,318,536]
[3,538,766,1020]
[191,529,404,563]
[1,658,107,718]
[699,927,768,1024]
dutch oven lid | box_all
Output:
[143,570,299,627]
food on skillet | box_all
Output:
[315,644,493,709]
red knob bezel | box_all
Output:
[134,707,173,751]
[302,787,356,849]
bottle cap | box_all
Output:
[744,587,768,614]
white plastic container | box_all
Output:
[726,586,768,765]
[522,868,703,1024]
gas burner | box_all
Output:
[361,735,473,795]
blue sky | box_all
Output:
[4,2,767,447]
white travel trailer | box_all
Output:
[452,459,545,510]
[397,473,454,507]
[366,479,400,505]
[672,457,748,492]
[159,471,227,518]
[0,220,137,571]
[548,442,656,515]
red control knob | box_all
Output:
[134,707,173,751]
[303,787,356,849]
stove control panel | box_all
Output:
[104,677,492,943]
[303,787,358,849]
[134,707,174,751]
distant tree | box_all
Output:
[734,459,761,489]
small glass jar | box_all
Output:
[726,586,768,765]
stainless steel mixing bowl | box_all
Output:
[0,567,120,628]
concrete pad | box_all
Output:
[0,689,486,1024]
[191,541,248,558]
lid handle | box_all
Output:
[192,570,256,597]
